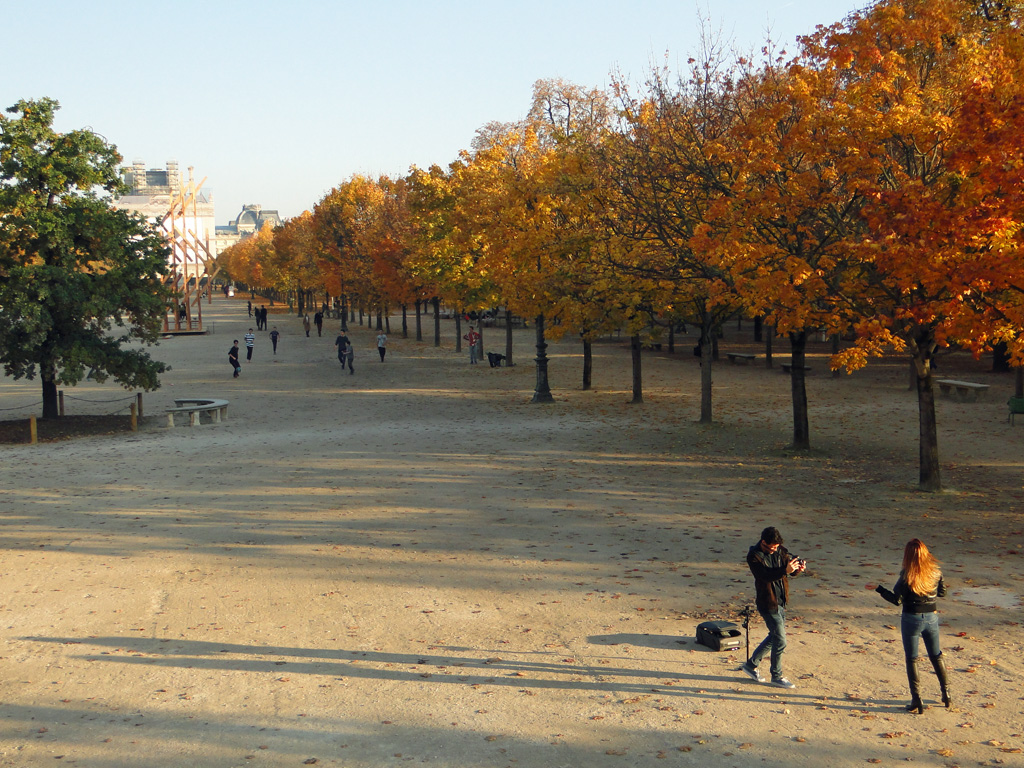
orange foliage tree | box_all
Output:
[796,0,1024,490]
[270,210,321,315]
[603,59,745,422]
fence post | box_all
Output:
[137,392,143,419]
[29,415,37,444]
[58,390,65,416]
[130,402,138,432]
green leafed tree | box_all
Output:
[0,98,171,419]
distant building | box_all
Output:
[115,159,217,259]
[214,204,282,254]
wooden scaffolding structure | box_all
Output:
[161,167,214,333]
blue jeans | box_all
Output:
[749,607,787,680]
[901,611,941,659]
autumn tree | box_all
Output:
[0,98,170,419]
[312,176,382,329]
[454,120,566,400]
[217,224,270,294]
[271,211,321,315]
[525,79,657,398]
[697,48,871,449]
[801,0,1024,490]
[364,175,425,333]
[603,57,744,422]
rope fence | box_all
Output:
[0,400,43,413]
[63,393,138,404]
[0,391,144,443]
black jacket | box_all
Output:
[747,544,796,612]
[877,572,946,613]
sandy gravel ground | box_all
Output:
[0,297,1022,768]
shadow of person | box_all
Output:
[587,633,711,651]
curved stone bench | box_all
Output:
[166,398,229,427]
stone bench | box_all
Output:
[726,353,757,365]
[935,379,989,402]
[166,398,230,427]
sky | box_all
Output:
[4,0,866,225]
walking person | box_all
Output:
[259,306,268,331]
[303,314,311,337]
[377,330,387,362]
[464,326,480,364]
[335,330,354,374]
[314,311,323,337]
[270,326,280,355]
[740,526,806,688]
[875,539,951,714]
[228,341,241,378]
[247,301,252,317]
[244,329,255,361]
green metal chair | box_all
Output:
[1008,396,1024,425]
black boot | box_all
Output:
[905,657,925,714]
[930,653,951,709]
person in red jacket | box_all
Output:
[464,326,481,364]
[740,526,806,688]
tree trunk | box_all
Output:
[699,315,713,424]
[505,309,514,366]
[667,324,675,354]
[415,301,423,342]
[582,339,592,390]
[789,331,810,450]
[754,316,763,343]
[432,297,441,347]
[41,377,59,420]
[992,341,1012,373]
[532,313,554,403]
[765,325,774,368]
[401,304,408,338]
[911,332,942,491]
[630,334,643,404]
[376,308,383,331]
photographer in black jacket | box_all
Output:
[740,526,806,688]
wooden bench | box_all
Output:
[726,353,757,365]
[166,398,230,427]
[781,364,813,374]
[935,379,989,402]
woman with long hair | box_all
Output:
[876,539,950,714]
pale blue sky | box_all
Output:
[4,1,865,224]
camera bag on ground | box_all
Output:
[696,620,743,651]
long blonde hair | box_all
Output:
[903,539,941,595]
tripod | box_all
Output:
[740,605,754,662]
